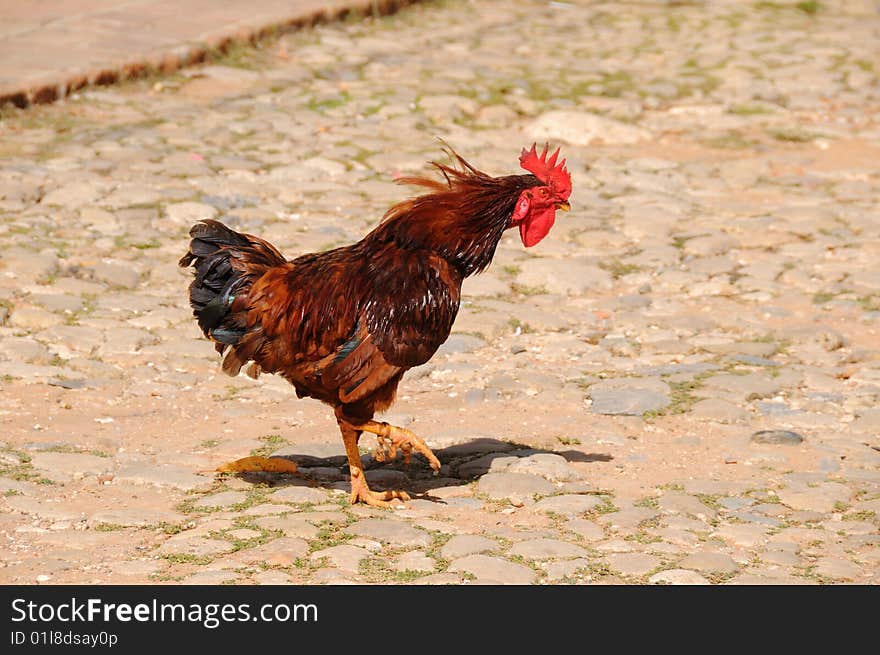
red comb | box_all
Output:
[520,143,571,199]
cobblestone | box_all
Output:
[0,0,877,586]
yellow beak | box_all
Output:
[556,201,571,212]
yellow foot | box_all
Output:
[349,474,410,508]
[368,424,441,473]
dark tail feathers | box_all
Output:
[179,219,285,364]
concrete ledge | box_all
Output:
[0,0,422,109]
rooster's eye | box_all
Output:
[538,188,549,197]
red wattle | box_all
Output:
[519,209,556,247]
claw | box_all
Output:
[348,474,410,508]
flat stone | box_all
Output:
[345,519,430,548]
[271,443,345,465]
[165,201,218,226]
[649,569,711,585]
[0,337,51,363]
[4,496,83,521]
[598,507,659,531]
[691,399,749,423]
[777,484,852,513]
[1,248,58,281]
[457,453,517,478]
[242,503,296,516]
[814,557,863,581]
[363,469,409,486]
[254,571,295,585]
[475,472,555,501]
[678,552,739,575]
[533,494,603,515]
[193,491,248,509]
[851,409,880,433]
[604,553,662,577]
[762,550,802,567]
[545,559,592,581]
[88,262,141,289]
[0,478,40,495]
[310,545,370,573]
[516,258,612,295]
[270,486,330,504]
[435,334,486,356]
[41,182,104,207]
[850,270,880,292]
[30,293,85,313]
[712,523,770,548]
[564,518,605,541]
[88,508,184,528]
[37,325,104,354]
[461,274,510,297]
[440,535,499,560]
[9,307,62,330]
[588,377,670,416]
[448,554,536,585]
[157,534,232,557]
[181,571,239,585]
[254,516,320,540]
[702,373,781,401]
[751,430,804,445]
[114,463,209,491]
[414,572,463,585]
[233,537,309,566]
[508,538,590,560]
[297,511,348,525]
[528,110,651,145]
[109,560,167,577]
[30,452,111,479]
[393,551,435,573]
[506,453,581,481]
[658,492,717,520]
[310,568,356,585]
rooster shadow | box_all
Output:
[233,437,613,503]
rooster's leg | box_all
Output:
[347,420,441,473]
[340,423,410,508]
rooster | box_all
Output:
[179,144,572,507]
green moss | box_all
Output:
[843,510,876,522]
[249,433,289,458]
[704,130,756,150]
[729,103,775,116]
[796,0,821,15]
[589,497,619,517]
[308,521,355,554]
[307,91,353,113]
[768,127,818,143]
[645,372,711,419]
[600,259,642,279]
[162,554,214,566]
[507,318,532,334]
[510,283,547,297]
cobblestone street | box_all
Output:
[0,0,878,584]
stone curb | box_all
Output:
[0,0,421,110]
